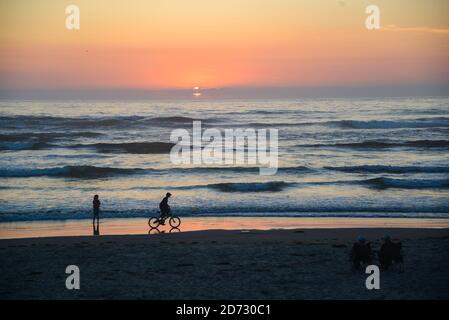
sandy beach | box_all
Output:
[1,219,448,300]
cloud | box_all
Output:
[381,25,449,35]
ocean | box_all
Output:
[0,97,448,222]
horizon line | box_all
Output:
[1,84,448,100]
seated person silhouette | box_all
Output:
[158,192,172,225]
[350,236,372,271]
[378,235,403,271]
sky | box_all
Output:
[0,0,448,98]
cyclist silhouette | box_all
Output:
[159,192,172,225]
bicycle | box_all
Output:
[148,212,181,228]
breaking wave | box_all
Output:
[326,165,449,174]
[0,166,145,178]
[328,118,449,129]
[205,181,293,192]
[364,177,449,189]
[73,142,175,154]
[300,140,449,149]
[0,115,212,130]
[0,132,102,150]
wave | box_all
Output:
[131,176,449,192]
[364,177,449,189]
[177,166,311,174]
[0,141,55,151]
[0,115,212,130]
[328,118,449,130]
[0,166,145,178]
[0,132,103,150]
[300,140,449,149]
[236,118,449,130]
[0,132,102,141]
[147,116,202,123]
[1,205,448,222]
[326,165,449,174]
[198,178,449,191]
[205,181,293,192]
[0,115,143,129]
[132,181,295,192]
[1,163,448,188]
[73,142,175,154]
[0,165,311,179]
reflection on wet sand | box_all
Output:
[93,221,100,236]
[1,217,449,240]
[148,226,181,234]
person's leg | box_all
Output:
[94,209,99,224]
[160,209,169,224]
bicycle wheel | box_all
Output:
[148,217,160,228]
[169,216,181,228]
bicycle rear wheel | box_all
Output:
[148,217,160,228]
[169,216,181,228]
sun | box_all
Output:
[193,86,202,97]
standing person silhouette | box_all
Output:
[159,192,172,225]
[93,194,101,226]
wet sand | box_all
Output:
[1,216,449,239]
[0,223,448,299]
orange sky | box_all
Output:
[1,0,448,90]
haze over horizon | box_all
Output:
[1,84,449,100]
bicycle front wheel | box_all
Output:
[148,217,160,228]
[169,216,181,228]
